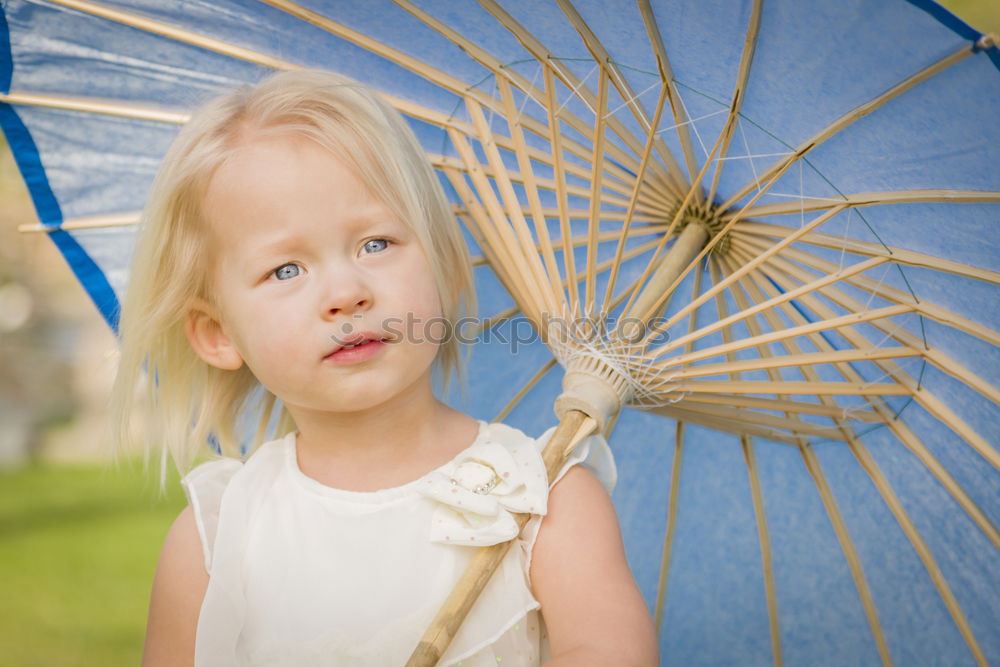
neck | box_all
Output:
[286,371,472,471]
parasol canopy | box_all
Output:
[2,1,999,664]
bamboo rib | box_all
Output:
[654,422,684,632]
[886,418,1000,551]
[733,224,1000,285]
[38,0,666,211]
[0,90,188,123]
[727,255,995,666]
[496,76,566,312]
[452,206,670,225]
[0,84,467,143]
[729,243,1000,469]
[729,251,1000,553]
[662,305,914,369]
[18,211,141,233]
[655,206,847,335]
[646,406,805,445]
[640,77,993,342]
[798,443,896,666]
[467,226,672,268]
[258,0,504,116]
[653,267,704,631]
[461,203,669,335]
[706,0,763,207]
[849,442,988,665]
[442,141,668,222]
[675,395,850,440]
[707,258,782,665]
[45,0,298,68]
[714,256,892,665]
[544,65,581,316]
[38,0,635,196]
[394,0,678,204]
[436,143,668,217]
[431,152,668,215]
[721,42,978,210]
[447,127,550,321]
[672,380,910,397]
[466,233,665,337]
[734,236,1000,405]
[554,0,690,195]
[442,168,532,320]
[652,255,891,358]
[12,180,655,237]
[26,147,664,235]
[585,65,611,311]
[465,99,562,315]
[476,0,678,193]
[632,145,851,332]
[742,437,783,667]
[669,348,921,380]
[729,189,1000,219]
[636,0,700,184]
[734,235,1000,349]
[679,394,883,423]
[617,113,734,325]
[601,81,672,308]
[848,434,990,665]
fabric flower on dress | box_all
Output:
[419,439,549,546]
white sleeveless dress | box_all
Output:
[181,420,616,666]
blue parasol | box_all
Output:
[2,1,998,664]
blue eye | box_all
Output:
[362,238,390,254]
[272,263,300,280]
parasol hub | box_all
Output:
[670,198,730,256]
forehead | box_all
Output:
[200,134,395,247]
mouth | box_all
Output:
[325,331,392,359]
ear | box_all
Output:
[184,297,244,371]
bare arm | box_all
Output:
[141,505,209,667]
[530,466,658,666]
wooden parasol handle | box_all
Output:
[405,409,597,666]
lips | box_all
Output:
[325,331,390,358]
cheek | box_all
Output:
[396,269,447,348]
[223,303,299,368]
[396,253,445,317]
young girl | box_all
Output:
[112,69,657,666]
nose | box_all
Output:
[319,264,373,319]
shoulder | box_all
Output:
[534,465,619,556]
[180,433,291,500]
[142,505,209,665]
[480,420,533,448]
[178,432,292,571]
[159,505,210,585]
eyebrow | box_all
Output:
[247,238,299,260]
[242,217,407,259]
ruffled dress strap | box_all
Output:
[180,457,244,572]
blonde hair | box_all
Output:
[110,69,476,485]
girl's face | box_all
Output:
[194,133,445,420]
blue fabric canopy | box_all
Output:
[2,1,998,664]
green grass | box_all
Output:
[0,459,186,667]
